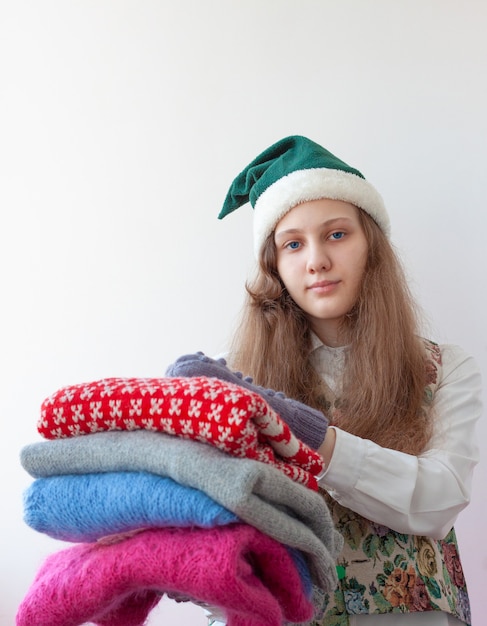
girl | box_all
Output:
[215,136,481,626]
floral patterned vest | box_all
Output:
[311,341,471,626]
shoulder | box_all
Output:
[421,339,480,380]
[431,344,483,428]
[437,343,482,384]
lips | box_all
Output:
[308,280,340,290]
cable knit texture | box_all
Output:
[165,352,329,450]
[23,471,238,542]
[15,525,314,626]
[37,375,324,489]
[20,430,341,590]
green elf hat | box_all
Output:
[218,135,389,257]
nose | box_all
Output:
[306,242,330,273]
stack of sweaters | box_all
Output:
[17,353,342,626]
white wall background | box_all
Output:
[1,1,486,624]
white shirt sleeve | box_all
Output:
[320,344,482,539]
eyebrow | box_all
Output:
[274,217,354,242]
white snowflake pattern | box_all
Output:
[52,407,66,425]
[198,422,211,439]
[42,393,56,406]
[232,446,247,458]
[79,385,95,401]
[159,418,176,435]
[180,419,194,435]
[213,434,232,452]
[188,399,202,418]
[217,425,235,443]
[224,390,243,405]
[70,404,85,423]
[149,398,164,415]
[207,403,223,422]
[141,418,158,431]
[120,381,135,394]
[169,397,183,416]
[202,385,222,401]
[122,418,140,431]
[108,399,122,418]
[228,407,246,426]
[87,421,105,433]
[100,381,116,397]
[60,388,75,403]
[129,398,143,416]
[162,382,179,396]
[89,401,104,421]
[183,379,202,397]
[50,427,66,438]
[68,424,84,436]
[139,380,159,396]
[249,396,266,418]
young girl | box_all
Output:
[215,136,481,626]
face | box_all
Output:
[274,198,368,347]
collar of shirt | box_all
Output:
[309,332,348,396]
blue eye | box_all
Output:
[330,231,345,240]
[287,241,300,250]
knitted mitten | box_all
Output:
[37,376,324,490]
[165,352,328,450]
[16,525,315,626]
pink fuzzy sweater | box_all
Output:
[16,524,314,626]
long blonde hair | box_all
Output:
[228,209,433,455]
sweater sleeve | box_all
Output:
[319,344,482,539]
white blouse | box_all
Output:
[313,340,482,540]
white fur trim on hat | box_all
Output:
[253,168,389,257]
